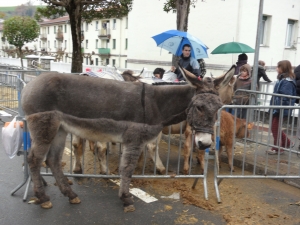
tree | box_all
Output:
[0,12,6,19]
[163,0,198,65]
[3,16,39,69]
[38,0,133,73]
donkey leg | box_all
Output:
[26,112,61,208]
[225,145,235,172]
[146,133,165,174]
[183,126,193,175]
[72,136,83,174]
[119,144,142,212]
[46,127,80,204]
[28,142,52,207]
[95,142,110,174]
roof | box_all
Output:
[39,16,69,26]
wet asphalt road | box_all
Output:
[0,122,225,225]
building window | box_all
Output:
[96,58,98,66]
[54,26,56,34]
[106,58,109,65]
[125,38,128,50]
[64,25,67,33]
[86,57,88,65]
[125,60,127,68]
[86,40,88,49]
[285,19,296,47]
[47,27,49,34]
[48,40,50,48]
[113,19,116,29]
[113,39,116,49]
[112,59,116,66]
[96,39,98,48]
[96,21,99,30]
[85,22,88,31]
[65,40,67,49]
[126,17,128,29]
[260,15,271,46]
[65,55,68,63]
[54,40,56,48]
[39,41,41,48]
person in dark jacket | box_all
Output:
[234,53,248,75]
[170,44,200,81]
[294,64,300,140]
[257,60,272,87]
[294,64,300,98]
[267,60,297,155]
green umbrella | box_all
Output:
[211,41,255,54]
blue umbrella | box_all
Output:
[152,30,208,59]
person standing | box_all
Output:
[232,63,255,119]
[257,60,272,88]
[293,64,300,141]
[234,53,248,75]
[267,60,297,155]
[170,44,200,81]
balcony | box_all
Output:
[40,33,47,41]
[98,48,110,57]
[55,31,64,41]
[98,28,111,39]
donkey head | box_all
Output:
[186,93,223,149]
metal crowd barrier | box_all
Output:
[214,89,300,203]
[4,73,300,203]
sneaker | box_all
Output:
[266,149,284,155]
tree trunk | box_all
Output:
[66,2,83,73]
[176,0,190,32]
[172,0,191,66]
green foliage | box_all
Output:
[3,16,39,48]
[34,6,66,21]
[37,0,132,22]
[82,0,133,22]
[0,5,41,19]
[0,12,5,19]
[163,0,198,13]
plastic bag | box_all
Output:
[1,117,23,159]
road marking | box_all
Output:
[110,179,158,203]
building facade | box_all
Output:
[0,15,129,69]
[128,0,300,73]
[0,0,300,76]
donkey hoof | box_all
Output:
[124,205,135,213]
[158,169,166,175]
[70,197,81,204]
[73,168,83,174]
[68,179,73,185]
[41,201,53,209]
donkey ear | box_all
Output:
[213,65,236,88]
[178,65,200,88]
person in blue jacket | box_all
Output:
[267,60,297,155]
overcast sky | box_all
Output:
[2,0,45,7]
